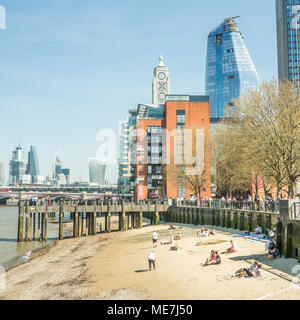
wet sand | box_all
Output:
[1,220,300,300]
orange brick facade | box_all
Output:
[134,96,211,200]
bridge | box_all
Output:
[0,191,108,203]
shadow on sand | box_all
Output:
[134,269,149,273]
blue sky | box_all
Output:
[0,0,277,183]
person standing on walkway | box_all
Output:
[148,251,156,271]
[152,231,158,248]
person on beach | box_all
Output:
[225,240,239,254]
[161,235,173,245]
[255,225,263,234]
[148,251,156,271]
[235,262,262,278]
[204,250,217,266]
[202,228,210,237]
[210,228,216,236]
[267,242,280,260]
[152,231,158,247]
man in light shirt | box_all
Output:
[152,231,158,248]
[148,251,156,271]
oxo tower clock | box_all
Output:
[152,56,170,105]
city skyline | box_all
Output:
[0,0,277,183]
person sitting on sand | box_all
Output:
[161,236,173,245]
[235,262,262,278]
[171,244,178,251]
[225,240,239,254]
[174,233,182,241]
[202,228,210,237]
[205,250,217,266]
[255,225,263,234]
[168,225,176,230]
[210,228,216,236]
[267,242,280,260]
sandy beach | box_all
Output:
[1,219,300,300]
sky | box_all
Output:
[0,0,277,184]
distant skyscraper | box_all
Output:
[9,145,26,185]
[88,158,106,185]
[0,159,4,186]
[205,17,259,121]
[53,156,62,179]
[276,0,300,82]
[61,168,70,184]
[152,55,171,105]
[26,146,40,184]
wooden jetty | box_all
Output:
[17,200,170,242]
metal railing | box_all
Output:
[175,199,279,213]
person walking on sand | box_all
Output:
[152,231,158,248]
[148,251,156,271]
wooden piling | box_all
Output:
[139,204,143,229]
[25,203,29,242]
[122,204,126,231]
[44,208,48,242]
[107,200,112,233]
[17,202,24,243]
[74,205,79,238]
[41,212,44,241]
[59,202,63,240]
[155,205,160,225]
[33,212,36,241]
[29,212,32,241]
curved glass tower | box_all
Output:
[276,0,300,82]
[205,17,259,121]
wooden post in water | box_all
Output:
[59,202,64,240]
[17,201,24,242]
[25,202,29,242]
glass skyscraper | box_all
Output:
[26,145,40,183]
[205,17,259,121]
[276,0,300,82]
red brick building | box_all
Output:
[133,95,211,200]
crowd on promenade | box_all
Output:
[175,194,280,213]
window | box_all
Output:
[176,110,186,128]
[216,34,222,45]
[228,75,235,79]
